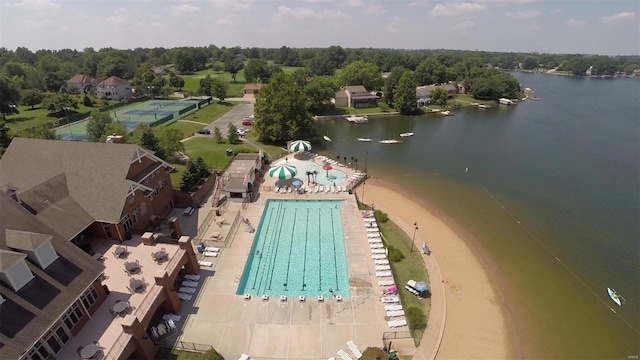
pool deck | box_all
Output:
[169,158,418,359]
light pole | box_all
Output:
[148,85,155,99]
[361,180,366,208]
[364,151,368,174]
[411,222,418,252]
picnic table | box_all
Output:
[124,261,140,274]
[112,301,129,315]
[80,344,99,359]
[153,250,168,262]
[129,278,144,292]
[114,246,127,258]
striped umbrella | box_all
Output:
[268,164,297,180]
[288,140,312,153]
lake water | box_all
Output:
[315,73,640,359]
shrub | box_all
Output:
[202,348,224,360]
[361,347,389,360]
[387,245,404,262]
[379,102,390,112]
[405,305,427,331]
[374,209,388,223]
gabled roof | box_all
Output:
[66,74,97,85]
[4,230,52,252]
[99,76,130,86]
[0,249,27,272]
[0,138,154,223]
[345,85,369,93]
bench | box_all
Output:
[183,207,195,216]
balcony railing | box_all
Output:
[102,332,132,360]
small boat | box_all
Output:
[499,98,515,105]
[346,114,369,124]
[379,139,403,144]
[323,135,332,142]
[399,132,414,137]
[440,110,453,116]
[357,138,373,142]
[478,104,489,109]
[607,287,625,306]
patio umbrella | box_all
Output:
[323,164,332,177]
[289,140,312,153]
[414,281,429,293]
[268,164,297,180]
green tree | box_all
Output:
[213,126,223,143]
[194,156,209,178]
[211,78,228,101]
[19,124,58,140]
[339,60,382,90]
[168,72,185,90]
[227,123,239,144]
[21,89,44,109]
[430,87,448,106]
[133,63,155,88]
[243,59,268,83]
[383,66,407,107]
[393,71,418,115]
[157,127,185,161]
[138,126,165,159]
[101,121,128,142]
[522,56,539,70]
[85,109,113,142]
[179,162,198,192]
[0,115,13,156]
[254,73,314,142]
[41,93,78,114]
[291,67,314,88]
[0,75,21,113]
[174,50,195,73]
[198,75,213,96]
[304,76,339,112]
[414,58,447,85]
[224,59,244,82]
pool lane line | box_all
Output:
[302,208,310,292]
[318,208,322,292]
[282,208,298,292]
[331,209,340,291]
[265,204,287,292]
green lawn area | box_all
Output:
[317,106,396,116]
[178,69,247,97]
[243,131,289,160]
[451,93,492,106]
[5,102,105,133]
[163,101,238,137]
[378,216,430,346]
[155,348,203,360]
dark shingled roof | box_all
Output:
[0,138,145,223]
[0,192,103,359]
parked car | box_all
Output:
[197,128,211,135]
[237,129,246,136]
[242,120,254,126]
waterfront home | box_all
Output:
[334,85,379,108]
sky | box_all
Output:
[0,0,638,56]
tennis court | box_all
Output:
[56,99,200,140]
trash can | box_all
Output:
[197,243,204,254]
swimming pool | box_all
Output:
[237,200,351,298]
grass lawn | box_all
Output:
[178,69,247,97]
[317,106,395,116]
[378,217,430,346]
[243,131,289,160]
[452,93,493,106]
[5,102,102,133]
[155,348,212,360]
[163,101,238,137]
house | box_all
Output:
[334,85,379,108]
[220,152,265,202]
[243,84,263,96]
[0,138,201,360]
[65,74,100,94]
[96,76,132,101]
[415,84,458,107]
[151,66,167,76]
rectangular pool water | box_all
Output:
[237,199,351,298]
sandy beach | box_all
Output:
[357,177,514,359]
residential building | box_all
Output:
[243,84,263,96]
[97,76,132,101]
[65,74,100,94]
[415,84,458,107]
[0,138,201,360]
[334,85,379,108]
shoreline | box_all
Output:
[357,177,519,359]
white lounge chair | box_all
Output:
[368,238,382,244]
[287,186,292,193]
[371,249,386,254]
[388,319,408,328]
[184,274,201,281]
[370,243,384,249]
[376,271,392,277]
[177,293,192,301]
[318,186,324,192]
[381,296,400,303]
[346,340,363,359]
[378,279,395,286]
[239,354,250,360]
[367,233,381,238]
[275,186,281,193]
[179,286,196,294]
[162,313,181,322]
[372,254,387,259]
[182,280,198,288]
[197,260,213,267]
[385,304,403,311]
[374,259,389,265]
[375,265,391,271]
[203,251,218,257]
[325,186,330,193]
[363,217,376,222]
[337,349,353,360]
[366,227,379,232]
[386,310,405,317]
[205,247,220,252]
